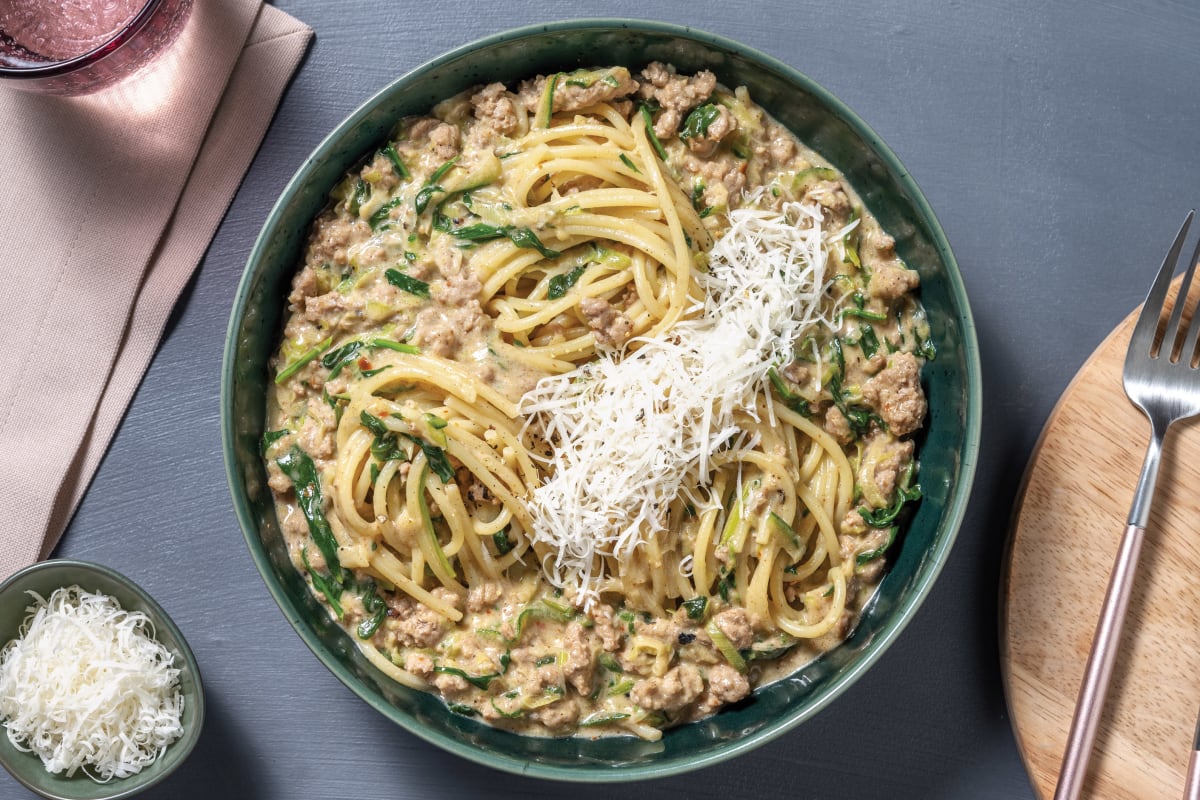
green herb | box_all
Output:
[640,106,668,161]
[360,365,390,378]
[767,367,811,416]
[507,227,560,258]
[385,268,430,298]
[414,185,441,215]
[360,410,408,462]
[277,446,342,579]
[488,697,524,719]
[321,337,421,380]
[369,197,404,229]
[371,338,420,354]
[433,652,511,690]
[427,156,458,186]
[679,103,721,140]
[858,482,922,528]
[619,153,640,173]
[859,325,879,359]
[424,413,448,430]
[493,528,514,556]
[403,434,454,483]
[843,207,862,267]
[548,265,587,300]
[840,307,887,322]
[450,223,560,258]
[448,703,478,717]
[348,178,370,216]
[261,428,290,454]
[321,340,365,379]
[682,596,708,621]
[301,547,343,617]
[598,653,622,672]
[451,222,509,241]
[743,640,797,662]
[607,678,635,696]
[856,526,898,566]
[717,572,734,602]
[275,336,333,384]
[380,143,410,179]
[618,609,636,634]
[356,584,387,639]
[534,655,557,667]
[827,338,884,438]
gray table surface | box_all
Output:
[9,0,1200,797]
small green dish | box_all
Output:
[222,19,981,781]
[0,560,204,799]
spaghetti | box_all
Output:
[264,63,932,738]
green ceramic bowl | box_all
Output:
[0,559,204,799]
[222,19,980,781]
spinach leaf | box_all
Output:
[680,103,721,140]
[385,268,430,298]
[277,445,342,579]
[356,584,387,639]
[547,265,587,300]
[403,433,455,483]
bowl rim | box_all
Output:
[0,558,206,799]
[222,17,981,782]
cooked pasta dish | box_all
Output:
[263,63,932,739]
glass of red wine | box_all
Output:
[0,0,192,96]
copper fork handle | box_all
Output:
[1054,523,1146,800]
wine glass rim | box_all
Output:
[0,0,165,79]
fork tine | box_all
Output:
[1162,224,1200,360]
[1179,237,1200,366]
[1127,210,1195,361]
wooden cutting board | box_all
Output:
[1003,277,1200,799]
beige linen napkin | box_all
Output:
[0,0,313,578]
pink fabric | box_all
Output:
[0,0,312,578]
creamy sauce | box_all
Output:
[264,64,931,738]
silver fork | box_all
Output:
[1054,210,1200,800]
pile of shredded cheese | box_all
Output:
[521,194,856,605]
[0,585,185,782]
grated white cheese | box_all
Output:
[521,193,855,606]
[0,585,185,782]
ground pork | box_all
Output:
[563,622,595,696]
[637,62,716,139]
[470,82,520,135]
[694,664,751,715]
[685,104,737,158]
[517,67,638,115]
[712,608,755,650]
[407,118,461,162]
[862,352,926,437]
[296,399,336,460]
[869,262,921,304]
[588,603,626,652]
[630,665,704,712]
[385,593,450,648]
[823,405,853,444]
[579,296,633,349]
